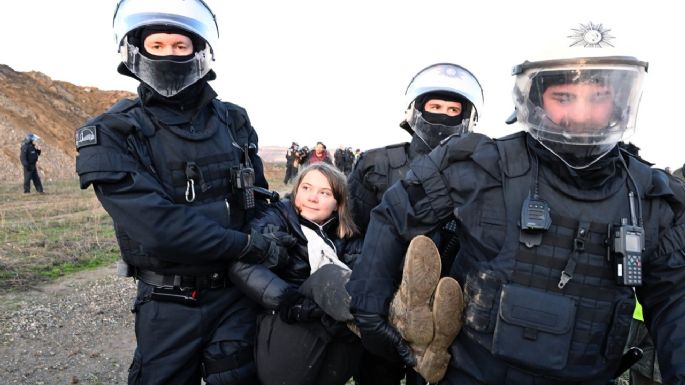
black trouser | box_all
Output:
[256,312,363,385]
[128,280,259,385]
[284,163,297,184]
[354,350,426,385]
[23,166,43,193]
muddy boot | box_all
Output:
[415,277,464,384]
[389,235,441,353]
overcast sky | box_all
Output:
[0,0,682,169]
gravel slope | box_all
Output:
[0,264,136,385]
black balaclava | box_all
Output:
[414,91,466,126]
[527,133,625,197]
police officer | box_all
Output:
[284,141,300,184]
[20,132,44,193]
[75,1,295,384]
[347,23,685,385]
[347,63,483,385]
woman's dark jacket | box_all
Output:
[229,198,362,309]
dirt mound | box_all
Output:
[0,64,134,182]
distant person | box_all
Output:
[284,142,300,184]
[343,147,355,176]
[305,141,333,166]
[665,166,673,175]
[354,148,362,165]
[334,145,346,171]
[75,1,295,384]
[20,133,44,194]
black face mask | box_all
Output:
[411,92,470,149]
[421,110,463,126]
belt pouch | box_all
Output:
[492,284,576,371]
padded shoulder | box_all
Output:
[355,143,409,176]
[644,163,685,220]
[107,98,139,114]
[492,131,530,178]
[213,100,257,147]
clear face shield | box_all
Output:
[121,40,212,97]
[513,57,647,169]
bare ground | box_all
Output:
[0,263,136,385]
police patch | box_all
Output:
[75,125,97,149]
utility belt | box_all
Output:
[136,269,233,291]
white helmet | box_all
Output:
[512,22,648,169]
[112,0,219,97]
[404,63,484,149]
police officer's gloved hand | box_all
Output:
[277,289,324,324]
[239,229,296,268]
[353,311,416,367]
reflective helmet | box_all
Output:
[512,22,648,169]
[24,133,39,143]
[403,63,484,149]
[112,0,219,97]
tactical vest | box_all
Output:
[105,98,255,273]
[363,143,411,202]
[453,133,659,382]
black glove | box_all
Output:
[354,311,416,367]
[239,229,297,267]
[277,289,324,324]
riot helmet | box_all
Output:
[512,22,647,169]
[24,133,39,143]
[403,63,484,149]
[112,0,219,97]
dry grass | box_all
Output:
[0,162,288,292]
[0,179,118,291]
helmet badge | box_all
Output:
[568,22,615,48]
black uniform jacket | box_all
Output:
[75,83,267,275]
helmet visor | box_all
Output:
[513,59,646,167]
[515,60,645,144]
[411,111,469,149]
[122,41,211,97]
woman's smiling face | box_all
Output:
[294,169,338,224]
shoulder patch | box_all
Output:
[75,125,98,149]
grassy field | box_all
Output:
[0,179,118,291]
[0,162,288,292]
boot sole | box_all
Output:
[416,277,463,383]
[432,277,463,348]
[390,235,441,347]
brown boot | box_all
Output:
[389,235,441,352]
[415,277,464,383]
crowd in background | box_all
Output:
[284,141,361,184]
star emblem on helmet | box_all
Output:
[568,22,615,48]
